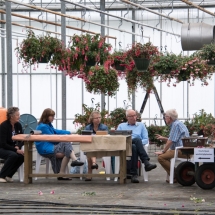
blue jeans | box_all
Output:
[130,138,149,176]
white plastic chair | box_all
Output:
[167,146,193,184]
[18,163,24,182]
[35,151,69,180]
[140,142,149,182]
[114,142,149,182]
[35,152,51,180]
[17,146,24,182]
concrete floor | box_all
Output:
[0,145,215,214]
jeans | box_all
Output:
[130,138,149,176]
[0,148,24,178]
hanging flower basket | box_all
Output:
[133,58,150,71]
[85,65,119,97]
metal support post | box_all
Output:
[61,1,66,129]
[6,1,13,107]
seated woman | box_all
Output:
[0,107,24,183]
[84,111,108,181]
[35,108,84,180]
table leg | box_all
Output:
[24,141,32,184]
[29,141,33,184]
[119,150,126,184]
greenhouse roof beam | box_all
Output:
[7,0,149,39]
[120,0,184,24]
[62,0,181,37]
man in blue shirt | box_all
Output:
[155,109,189,183]
[117,109,157,183]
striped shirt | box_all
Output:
[169,120,189,150]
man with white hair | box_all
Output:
[117,109,157,183]
[155,109,189,183]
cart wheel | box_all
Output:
[176,162,195,186]
[195,164,215,190]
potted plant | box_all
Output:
[108,108,127,129]
[147,124,169,147]
[84,65,119,97]
[184,109,215,135]
[177,55,214,85]
[71,33,112,67]
[150,53,184,75]
[15,30,62,69]
[110,50,127,71]
[198,43,215,66]
[73,103,111,134]
[127,42,159,71]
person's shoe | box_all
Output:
[91,163,98,170]
[85,177,92,181]
[131,175,139,183]
[71,160,84,167]
[145,163,157,172]
[0,178,7,183]
[5,177,13,182]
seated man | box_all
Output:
[154,109,189,183]
[117,109,157,183]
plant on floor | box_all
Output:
[184,109,215,135]
[15,30,62,70]
[73,103,111,134]
[108,108,127,129]
[147,124,169,146]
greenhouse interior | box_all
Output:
[0,0,215,130]
[1,0,215,213]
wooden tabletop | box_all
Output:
[12,134,92,143]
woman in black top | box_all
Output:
[0,107,24,183]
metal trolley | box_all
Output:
[175,137,215,190]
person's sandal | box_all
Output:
[91,163,98,170]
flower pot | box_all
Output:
[114,62,125,71]
[133,58,150,71]
[37,53,52,63]
[207,59,215,66]
[179,70,188,81]
[162,68,172,74]
[86,58,96,67]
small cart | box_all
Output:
[175,137,215,190]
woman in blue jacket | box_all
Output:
[84,111,108,181]
[35,108,83,180]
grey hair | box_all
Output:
[126,109,134,116]
[7,107,19,120]
[165,109,178,121]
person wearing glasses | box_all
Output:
[84,111,108,181]
[154,109,189,183]
[35,108,84,180]
[0,107,24,183]
[117,109,157,183]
